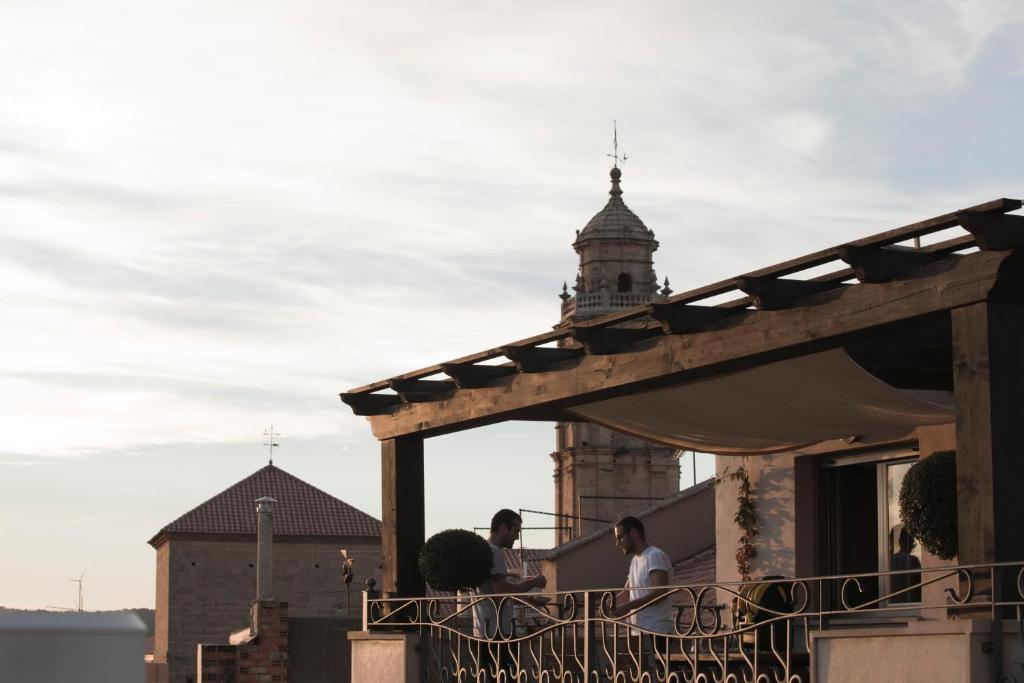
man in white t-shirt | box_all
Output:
[472,508,547,639]
[471,509,548,682]
[611,516,672,634]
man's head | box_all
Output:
[613,516,646,556]
[490,508,523,548]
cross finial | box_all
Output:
[262,425,280,466]
[607,120,627,168]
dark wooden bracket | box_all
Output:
[440,362,518,388]
[569,325,660,354]
[959,211,1024,251]
[387,378,456,402]
[646,302,743,334]
[837,244,944,283]
[340,392,403,415]
[501,344,583,372]
[736,276,844,310]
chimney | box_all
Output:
[255,496,277,600]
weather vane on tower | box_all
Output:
[607,120,627,168]
[263,425,280,466]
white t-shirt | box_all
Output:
[472,543,510,638]
[627,545,673,634]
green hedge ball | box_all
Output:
[899,450,958,561]
[418,529,494,593]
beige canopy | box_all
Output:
[568,349,955,455]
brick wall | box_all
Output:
[196,644,236,683]
[197,601,290,683]
[155,543,170,664]
[159,538,380,683]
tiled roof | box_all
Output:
[149,465,381,546]
[501,547,551,579]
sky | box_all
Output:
[1,0,1022,610]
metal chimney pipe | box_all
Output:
[255,496,277,600]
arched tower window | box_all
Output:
[617,273,632,293]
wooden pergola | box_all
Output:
[341,198,1024,598]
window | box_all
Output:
[884,461,922,603]
[617,273,632,292]
[819,449,922,607]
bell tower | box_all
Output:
[551,164,680,544]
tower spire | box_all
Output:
[606,121,626,197]
[606,120,627,169]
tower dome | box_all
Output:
[574,166,657,247]
[562,166,666,319]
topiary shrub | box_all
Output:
[417,529,493,593]
[899,450,958,560]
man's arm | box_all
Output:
[492,573,547,594]
[611,569,669,617]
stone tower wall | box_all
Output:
[552,423,679,543]
[577,240,659,295]
[553,168,678,545]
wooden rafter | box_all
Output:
[339,392,402,416]
[735,276,845,310]
[837,244,944,283]
[959,211,1024,251]
[646,303,741,334]
[569,325,662,355]
[387,378,455,403]
[440,362,517,389]
[501,344,583,372]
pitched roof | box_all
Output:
[149,464,381,546]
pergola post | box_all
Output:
[380,436,425,597]
[951,302,1024,570]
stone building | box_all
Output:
[551,166,680,543]
[148,464,381,683]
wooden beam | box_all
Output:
[380,436,425,597]
[501,344,583,372]
[441,362,517,389]
[388,378,456,403]
[569,325,661,354]
[837,244,944,283]
[952,303,1024,569]
[339,392,402,415]
[959,211,1024,251]
[646,302,742,334]
[736,276,845,310]
[366,250,1023,440]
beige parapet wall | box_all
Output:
[348,631,421,683]
[813,619,1024,682]
[541,480,715,592]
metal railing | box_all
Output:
[363,561,1024,682]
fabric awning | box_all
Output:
[568,349,955,455]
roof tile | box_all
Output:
[151,465,381,544]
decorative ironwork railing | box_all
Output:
[363,561,1024,683]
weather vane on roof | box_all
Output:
[263,425,280,466]
[607,120,627,168]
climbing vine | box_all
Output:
[718,460,758,581]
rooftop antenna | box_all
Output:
[263,425,280,466]
[607,120,628,168]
